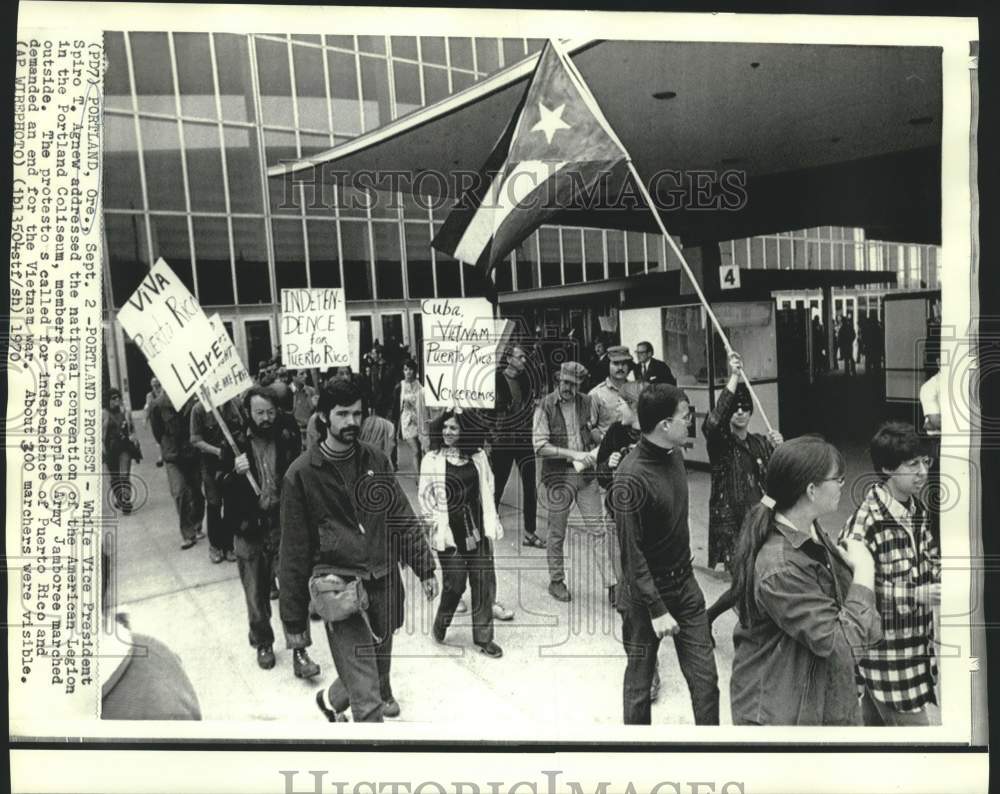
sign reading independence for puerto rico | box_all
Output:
[117,258,225,409]
[422,297,501,409]
[281,288,350,369]
[197,314,253,410]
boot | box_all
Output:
[293,648,320,679]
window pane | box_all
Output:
[106,213,150,306]
[292,34,321,45]
[749,238,766,269]
[244,320,274,374]
[845,243,857,270]
[306,220,341,288]
[294,44,329,130]
[502,39,525,66]
[626,231,645,275]
[223,125,263,213]
[105,32,132,111]
[232,218,272,303]
[192,216,234,305]
[730,238,748,267]
[764,238,778,269]
[584,229,604,281]
[421,37,446,65]
[607,230,626,279]
[183,122,226,212]
[130,32,175,114]
[104,115,144,210]
[449,37,473,70]
[819,242,831,270]
[475,39,499,73]
[264,130,300,215]
[149,215,194,294]
[394,61,421,116]
[372,222,403,299]
[175,33,216,118]
[539,227,561,287]
[337,184,370,220]
[256,38,293,126]
[526,39,545,54]
[215,34,256,122]
[340,220,373,300]
[779,239,792,269]
[325,35,354,50]
[451,70,474,92]
[272,218,308,291]
[300,133,335,216]
[515,233,538,289]
[327,49,362,134]
[139,118,186,211]
[562,228,582,284]
[359,56,390,130]
[391,36,418,60]
[793,238,807,269]
[423,65,448,104]
[495,254,514,293]
[357,35,385,55]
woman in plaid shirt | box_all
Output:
[841,422,940,725]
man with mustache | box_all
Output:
[220,386,320,679]
[281,378,438,722]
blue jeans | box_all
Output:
[164,460,205,541]
[234,533,275,649]
[620,570,719,725]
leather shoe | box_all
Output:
[432,622,446,643]
[382,697,401,718]
[548,581,571,602]
[293,649,320,679]
[225,550,237,562]
[257,645,276,670]
[209,547,224,564]
[477,641,503,658]
[315,690,348,722]
[180,539,196,550]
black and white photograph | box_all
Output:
[6,3,990,793]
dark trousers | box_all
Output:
[325,575,396,723]
[435,539,497,646]
[164,459,205,540]
[201,458,233,552]
[620,571,719,725]
[491,442,537,538]
[234,533,276,649]
[106,450,133,511]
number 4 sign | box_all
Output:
[719,265,741,290]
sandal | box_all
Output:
[522,534,545,548]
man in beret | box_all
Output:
[533,361,602,602]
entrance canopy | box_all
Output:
[269,39,941,246]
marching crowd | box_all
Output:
[101,334,940,728]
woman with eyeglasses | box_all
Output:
[729,435,882,725]
[702,353,784,630]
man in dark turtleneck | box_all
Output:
[280,378,438,723]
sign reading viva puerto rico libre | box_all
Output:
[421,297,507,409]
[280,288,350,369]
[116,258,226,409]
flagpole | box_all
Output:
[549,39,775,433]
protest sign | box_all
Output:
[421,297,503,409]
[280,288,350,369]
[197,315,253,410]
[116,258,224,408]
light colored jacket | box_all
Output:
[418,448,503,551]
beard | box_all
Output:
[250,417,275,438]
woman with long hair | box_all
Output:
[392,359,428,471]
[418,409,504,658]
[729,435,882,725]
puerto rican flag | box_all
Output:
[432,42,629,297]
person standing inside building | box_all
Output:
[838,316,857,376]
[490,343,543,549]
[729,436,882,725]
[702,353,784,627]
[391,359,429,472]
[420,409,504,659]
[103,388,139,515]
[533,361,602,603]
[290,369,318,444]
[589,345,640,444]
[220,386,318,677]
[634,341,676,385]
[842,422,939,726]
[190,397,243,564]
[587,338,610,387]
[150,392,206,550]
[613,384,719,725]
[282,379,438,723]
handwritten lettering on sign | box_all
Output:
[116,258,220,408]
[197,315,252,410]
[421,298,502,409]
[280,288,349,369]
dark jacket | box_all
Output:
[636,357,676,385]
[149,393,199,464]
[219,412,301,541]
[490,367,537,441]
[730,518,882,726]
[102,407,135,463]
[279,441,436,635]
[595,421,641,495]
[702,387,775,567]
